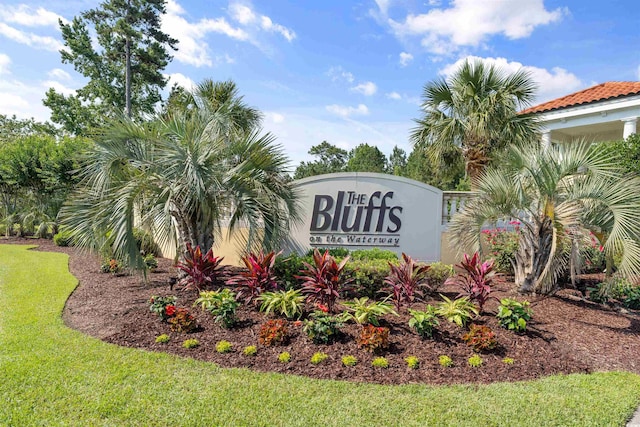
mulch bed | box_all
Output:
[7,237,640,385]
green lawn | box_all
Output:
[1,244,639,427]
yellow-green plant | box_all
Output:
[341,297,397,326]
[439,355,453,367]
[372,357,389,368]
[405,356,419,369]
[278,352,291,363]
[468,354,483,367]
[258,289,305,319]
[215,340,232,353]
[182,339,199,349]
[310,352,329,365]
[341,355,358,367]
[155,334,170,344]
[436,295,478,327]
[243,345,257,356]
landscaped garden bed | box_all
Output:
[7,237,632,386]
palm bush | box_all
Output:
[58,79,299,269]
[450,140,640,294]
[258,289,305,320]
[341,297,397,326]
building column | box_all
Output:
[622,117,638,139]
[541,130,551,148]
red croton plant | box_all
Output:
[227,251,280,305]
[383,252,431,312]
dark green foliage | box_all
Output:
[53,231,73,247]
[143,254,158,270]
[45,0,178,133]
[273,253,308,290]
[388,146,407,176]
[303,311,343,344]
[344,258,395,299]
[346,143,388,173]
[424,262,454,292]
[403,145,468,190]
[408,306,439,338]
[462,324,498,352]
[133,228,161,257]
[599,134,640,176]
[0,114,58,143]
[305,247,350,258]
[294,141,348,179]
[496,299,531,332]
[483,228,519,274]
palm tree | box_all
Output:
[60,80,299,268]
[449,140,640,294]
[410,59,539,187]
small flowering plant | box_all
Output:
[149,295,178,322]
[482,223,520,274]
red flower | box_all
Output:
[316,303,329,313]
[293,320,302,327]
[165,305,176,317]
[599,245,604,252]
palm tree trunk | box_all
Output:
[516,217,554,293]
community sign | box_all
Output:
[284,173,443,262]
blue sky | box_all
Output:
[0,0,638,165]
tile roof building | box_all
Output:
[522,82,640,145]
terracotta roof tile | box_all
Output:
[521,82,640,114]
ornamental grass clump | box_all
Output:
[468,354,483,368]
[298,249,351,313]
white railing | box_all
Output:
[442,191,474,226]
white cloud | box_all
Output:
[326,103,370,118]
[386,91,402,100]
[166,72,196,91]
[399,52,413,67]
[350,81,377,96]
[440,56,584,104]
[42,80,75,96]
[0,4,66,28]
[0,78,51,120]
[162,0,249,67]
[47,68,70,81]
[265,111,285,123]
[327,66,354,83]
[0,53,10,74]
[229,2,296,42]
[383,0,567,57]
[0,22,64,51]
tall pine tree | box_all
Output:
[44,0,178,135]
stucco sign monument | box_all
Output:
[284,173,443,262]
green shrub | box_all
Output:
[182,339,199,349]
[194,289,239,328]
[305,247,350,258]
[149,295,177,322]
[132,227,161,257]
[436,295,478,327]
[273,253,309,290]
[344,258,396,299]
[155,334,170,344]
[303,311,343,344]
[606,277,640,309]
[350,248,398,261]
[468,354,483,367]
[496,298,531,332]
[408,305,439,338]
[258,289,305,319]
[587,282,610,304]
[243,345,257,356]
[483,227,519,274]
[341,297,397,326]
[424,262,454,293]
[439,355,453,367]
[143,253,158,270]
[502,357,515,365]
[405,356,419,369]
[215,340,233,353]
[341,355,358,367]
[278,352,291,363]
[462,324,497,352]
[357,324,390,353]
[310,352,328,365]
[371,357,389,368]
[53,230,73,247]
